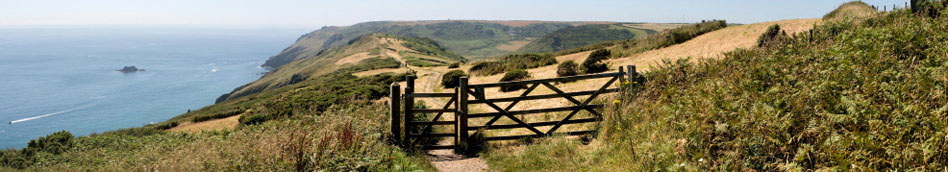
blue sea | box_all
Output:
[0,26,307,149]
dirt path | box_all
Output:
[407,65,489,172]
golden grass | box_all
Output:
[608,18,821,71]
[167,115,240,132]
[334,52,373,65]
[621,23,689,32]
[495,40,533,51]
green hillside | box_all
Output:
[218,33,461,102]
[487,4,948,171]
[516,24,655,53]
[262,21,585,68]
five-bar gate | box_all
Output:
[392,65,639,150]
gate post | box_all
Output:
[626,65,637,82]
[618,66,626,85]
[390,83,401,145]
[457,77,469,146]
[403,75,415,146]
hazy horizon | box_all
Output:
[2,0,908,29]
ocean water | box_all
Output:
[0,26,306,149]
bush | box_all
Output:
[26,131,74,155]
[441,70,467,88]
[582,49,610,74]
[238,114,272,125]
[469,61,505,76]
[499,69,531,92]
[557,60,581,77]
[455,130,488,156]
[757,24,787,47]
[150,121,179,130]
[448,62,460,68]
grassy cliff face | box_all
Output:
[516,24,654,53]
[487,6,948,171]
[262,21,583,68]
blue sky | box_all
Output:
[0,0,907,28]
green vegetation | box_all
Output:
[190,108,243,123]
[448,62,461,68]
[441,70,468,88]
[238,113,271,125]
[486,5,948,171]
[398,36,465,62]
[824,1,878,20]
[582,49,610,74]
[2,104,433,171]
[605,20,727,58]
[499,69,532,92]
[513,20,726,61]
[468,61,505,76]
[556,60,580,77]
[469,53,557,76]
[263,21,580,68]
[220,34,444,102]
[757,24,788,47]
[517,24,653,53]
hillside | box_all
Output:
[217,33,461,102]
[515,24,655,53]
[486,3,948,171]
[823,1,878,20]
[262,21,583,68]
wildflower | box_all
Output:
[623,81,631,85]
[613,100,621,104]
[616,126,622,131]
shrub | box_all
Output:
[455,129,488,156]
[150,121,179,130]
[582,49,610,74]
[469,61,505,76]
[448,62,460,68]
[239,114,272,125]
[557,60,581,77]
[26,131,73,155]
[499,69,531,92]
[501,53,557,70]
[441,70,467,88]
[757,24,787,47]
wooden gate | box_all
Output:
[392,65,638,150]
[392,76,459,150]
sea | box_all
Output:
[0,26,308,149]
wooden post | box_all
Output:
[457,77,469,146]
[390,83,401,145]
[626,65,636,82]
[618,66,626,85]
[403,75,415,146]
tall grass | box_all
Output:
[2,103,434,171]
[486,6,948,171]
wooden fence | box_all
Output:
[392,65,639,150]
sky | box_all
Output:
[0,0,908,29]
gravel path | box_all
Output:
[409,66,489,172]
[426,140,488,172]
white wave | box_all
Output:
[9,104,96,124]
[210,66,219,73]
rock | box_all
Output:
[116,66,145,73]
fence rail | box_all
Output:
[391,65,640,150]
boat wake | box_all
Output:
[9,103,96,124]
